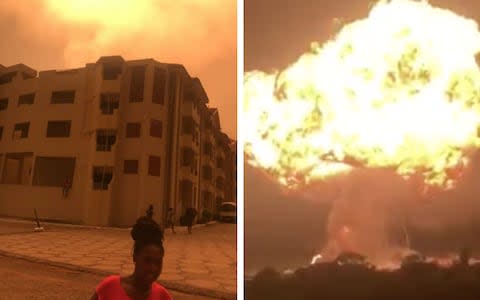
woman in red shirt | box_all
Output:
[90,216,172,300]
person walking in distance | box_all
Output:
[90,216,172,299]
[166,208,175,234]
[146,205,154,219]
[185,207,197,234]
[62,177,72,198]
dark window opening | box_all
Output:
[100,93,120,114]
[129,66,145,102]
[96,129,116,151]
[153,68,166,104]
[46,120,71,137]
[123,160,138,174]
[203,142,213,156]
[183,83,195,103]
[0,72,16,85]
[1,152,34,185]
[32,156,75,187]
[181,148,194,167]
[18,93,35,105]
[126,122,141,138]
[148,156,161,176]
[150,119,162,138]
[202,165,212,180]
[92,167,113,190]
[216,177,224,190]
[0,127,3,140]
[182,116,194,135]
[206,121,212,130]
[22,72,35,80]
[103,65,122,80]
[216,157,224,168]
[51,90,75,104]
[13,122,29,139]
[0,98,8,110]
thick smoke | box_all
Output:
[0,0,236,137]
[246,152,480,274]
[309,151,480,265]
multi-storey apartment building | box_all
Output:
[0,56,235,227]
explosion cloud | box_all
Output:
[244,0,480,191]
[245,0,480,265]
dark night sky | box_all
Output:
[244,0,480,274]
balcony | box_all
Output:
[92,145,116,166]
[180,134,199,148]
[101,78,121,92]
[96,109,119,129]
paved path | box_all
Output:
[0,254,214,300]
[0,218,236,299]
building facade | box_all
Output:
[0,56,236,227]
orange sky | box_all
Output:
[0,0,237,138]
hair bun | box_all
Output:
[131,216,164,243]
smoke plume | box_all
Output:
[0,0,236,137]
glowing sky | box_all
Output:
[0,0,236,138]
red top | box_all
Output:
[95,275,172,300]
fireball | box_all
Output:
[244,0,480,190]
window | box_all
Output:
[0,127,3,140]
[100,93,120,114]
[126,122,141,138]
[216,157,224,168]
[22,72,35,80]
[0,98,8,110]
[46,121,71,138]
[124,160,138,174]
[148,156,161,176]
[18,93,35,105]
[203,142,213,156]
[92,167,113,190]
[216,177,224,190]
[182,116,194,135]
[1,152,34,185]
[150,119,162,138]
[51,90,75,104]
[152,68,166,104]
[103,65,122,80]
[96,129,116,151]
[129,66,145,102]
[13,122,29,139]
[202,165,212,180]
[181,148,194,167]
[32,156,75,187]
[0,72,16,85]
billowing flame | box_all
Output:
[244,0,480,190]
